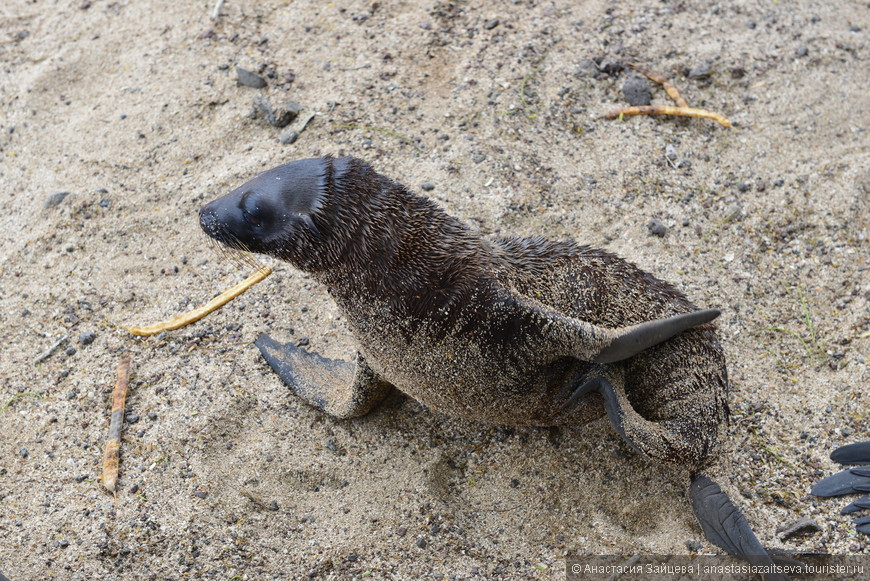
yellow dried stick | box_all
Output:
[606,105,732,128]
[124,267,272,336]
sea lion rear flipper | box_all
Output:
[812,441,870,536]
[593,309,720,363]
[690,475,791,581]
[255,333,394,419]
[829,441,870,465]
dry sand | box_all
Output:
[0,0,867,579]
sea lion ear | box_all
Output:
[593,309,720,363]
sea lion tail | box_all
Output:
[690,474,793,581]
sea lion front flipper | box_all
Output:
[255,333,394,419]
[689,475,791,581]
[812,440,870,536]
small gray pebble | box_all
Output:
[621,75,651,106]
[21,448,28,458]
[665,144,678,162]
[237,67,267,89]
[278,129,299,145]
[79,331,96,345]
[416,537,427,549]
[686,540,702,552]
[598,59,623,76]
[45,192,71,208]
[849,25,861,33]
[267,500,279,511]
[126,413,140,424]
[687,64,711,79]
[574,59,599,78]
[147,412,158,421]
[75,474,87,483]
[65,347,76,356]
[129,484,139,494]
[472,153,486,163]
[483,19,500,30]
[647,219,667,237]
[421,182,435,191]
[58,540,69,548]
[773,178,784,187]
[796,46,809,58]
[737,181,750,193]
[253,96,302,127]
[98,199,110,208]
[396,526,408,537]
[193,490,208,499]
[296,337,310,347]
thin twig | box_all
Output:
[34,335,68,364]
[211,0,225,20]
[1,392,43,413]
[628,63,689,108]
[123,267,272,336]
[606,105,732,128]
[102,354,132,493]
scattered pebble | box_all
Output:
[193,490,208,499]
[396,526,408,537]
[416,537,427,549]
[621,75,651,106]
[45,192,71,208]
[65,347,76,356]
[79,331,96,345]
[253,96,303,128]
[237,67,267,89]
[597,59,623,76]
[267,500,279,511]
[647,219,667,237]
[20,448,28,458]
[776,517,821,541]
[687,64,711,79]
[126,412,140,424]
[796,46,809,58]
[129,484,140,494]
[421,182,435,191]
[278,129,299,145]
[685,540,702,552]
[472,153,486,163]
[665,144,678,162]
[574,59,599,78]
[483,19,500,30]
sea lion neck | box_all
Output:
[311,157,493,317]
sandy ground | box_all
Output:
[1,0,868,579]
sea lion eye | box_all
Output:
[240,192,262,228]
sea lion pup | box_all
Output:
[200,156,788,578]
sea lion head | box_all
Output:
[200,157,331,266]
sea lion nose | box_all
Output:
[199,199,223,236]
